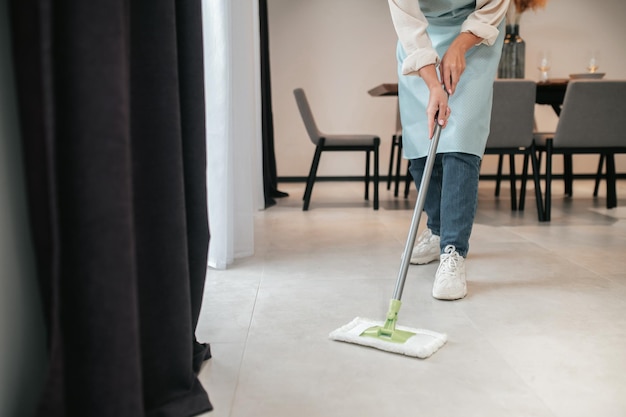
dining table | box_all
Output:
[368,79,568,114]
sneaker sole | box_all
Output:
[409,254,440,265]
[432,287,467,300]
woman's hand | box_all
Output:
[426,85,450,138]
[440,32,482,95]
[418,64,451,138]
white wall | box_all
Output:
[268,0,626,178]
[0,1,47,415]
[269,0,398,178]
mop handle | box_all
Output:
[392,121,443,301]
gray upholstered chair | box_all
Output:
[533,80,626,221]
[484,79,543,219]
[293,88,380,211]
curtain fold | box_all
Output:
[203,0,264,270]
[259,0,287,208]
[9,0,212,415]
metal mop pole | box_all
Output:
[392,122,442,301]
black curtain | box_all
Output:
[9,0,212,416]
[259,0,287,207]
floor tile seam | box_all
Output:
[200,341,244,417]
[492,230,626,258]
[593,276,626,309]
[513,244,624,292]
[604,275,626,292]
[481,227,563,258]
[230,273,264,417]
[517,229,622,256]
[554,253,624,288]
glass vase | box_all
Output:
[497,8,526,79]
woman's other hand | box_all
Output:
[440,32,482,95]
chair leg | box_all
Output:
[509,154,517,211]
[303,144,323,211]
[564,154,573,197]
[387,135,397,190]
[495,154,504,196]
[545,140,553,221]
[519,152,529,211]
[606,153,617,209]
[530,143,546,221]
[404,161,412,198]
[593,154,605,197]
[393,138,403,197]
[535,148,543,182]
[365,150,371,201]
[374,144,379,210]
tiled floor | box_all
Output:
[196,179,626,417]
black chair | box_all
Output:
[387,129,413,198]
[483,80,544,219]
[533,80,626,221]
[293,88,380,211]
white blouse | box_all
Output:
[387,0,510,76]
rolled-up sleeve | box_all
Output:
[461,0,510,46]
[387,0,439,76]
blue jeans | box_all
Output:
[408,152,481,257]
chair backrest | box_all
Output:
[553,80,626,148]
[486,79,537,148]
[293,88,322,145]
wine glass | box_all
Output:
[587,51,600,73]
[537,51,551,82]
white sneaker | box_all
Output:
[410,229,440,265]
[432,245,467,300]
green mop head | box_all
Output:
[329,300,447,358]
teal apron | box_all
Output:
[397,0,505,159]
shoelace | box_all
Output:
[439,245,460,276]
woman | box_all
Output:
[387,0,508,300]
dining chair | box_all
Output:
[483,79,544,219]
[293,88,380,211]
[533,80,626,221]
[387,98,414,198]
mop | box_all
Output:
[329,121,447,358]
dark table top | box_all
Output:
[367,83,398,97]
[536,79,568,115]
[368,79,569,114]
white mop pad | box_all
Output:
[329,317,447,359]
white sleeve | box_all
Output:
[461,0,510,46]
[387,0,439,76]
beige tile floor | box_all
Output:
[196,178,626,417]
